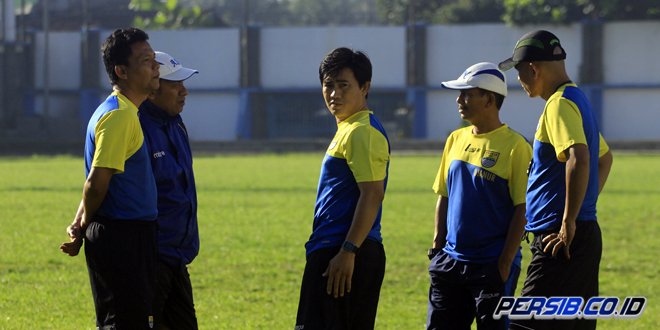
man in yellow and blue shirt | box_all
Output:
[296,47,390,330]
[60,28,161,329]
[500,30,613,330]
[427,62,532,330]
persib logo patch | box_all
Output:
[481,150,500,168]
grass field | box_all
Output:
[0,152,658,329]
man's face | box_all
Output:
[149,80,189,116]
[124,41,160,94]
[456,88,488,123]
[322,68,369,122]
[515,62,538,97]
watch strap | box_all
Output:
[342,240,359,253]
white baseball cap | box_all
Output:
[155,51,199,82]
[441,62,507,97]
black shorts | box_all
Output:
[510,221,602,330]
[154,261,198,330]
[295,239,386,330]
[84,217,158,329]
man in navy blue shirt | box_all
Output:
[139,51,200,330]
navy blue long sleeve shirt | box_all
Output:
[139,100,199,267]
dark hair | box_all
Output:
[478,88,505,110]
[319,47,372,88]
[492,92,505,110]
[101,28,149,85]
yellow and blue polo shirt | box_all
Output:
[526,82,610,232]
[84,91,157,221]
[305,110,390,255]
[433,124,532,264]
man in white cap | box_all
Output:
[139,51,200,330]
[426,62,531,330]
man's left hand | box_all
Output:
[322,251,356,298]
[542,221,576,259]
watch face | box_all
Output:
[342,241,359,253]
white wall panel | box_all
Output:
[260,27,406,88]
[603,22,660,85]
[427,24,582,89]
[181,93,240,141]
[34,32,81,89]
[426,88,541,141]
[602,89,660,140]
[148,29,240,89]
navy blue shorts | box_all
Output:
[427,251,520,330]
[84,217,157,329]
[295,239,386,330]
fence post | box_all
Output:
[406,23,427,139]
[580,20,604,131]
[238,25,262,139]
[79,28,101,134]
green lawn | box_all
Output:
[0,152,657,329]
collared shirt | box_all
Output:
[433,124,532,264]
[84,91,157,221]
[305,110,390,255]
[139,100,199,266]
[526,82,610,232]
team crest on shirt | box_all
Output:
[481,150,500,168]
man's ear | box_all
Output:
[361,81,371,96]
[114,65,127,80]
[485,92,494,107]
[529,62,541,79]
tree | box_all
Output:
[375,0,504,25]
[129,0,222,28]
[502,0,660,25]
[128,0,660,28]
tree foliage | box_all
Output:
[502,0,660,25]
[129,0,217,28]
[376,0,505,24]
[128,0,660,28]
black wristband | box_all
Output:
[342,240,359,253]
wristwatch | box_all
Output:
[427,248,442,260]
[342,240,360,253]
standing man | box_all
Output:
[295,47,390,330]
[499,30,614,330]
[139,51,200,330]
[426,62,532,330]
[60,28,161,328]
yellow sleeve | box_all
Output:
[432,134,455,196]
[92,110,133,173]
[509,139,533,206]
[345,125,389,182]
[545,98,587,162]
[599,133,610,157]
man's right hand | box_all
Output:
[60,238,83,256]
[60,221,84,256]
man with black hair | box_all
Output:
[60,27,160,329]
[295,47,390,330]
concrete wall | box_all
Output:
[261,26,406,88]
[425,24,582,140]
[28,22,660,143]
